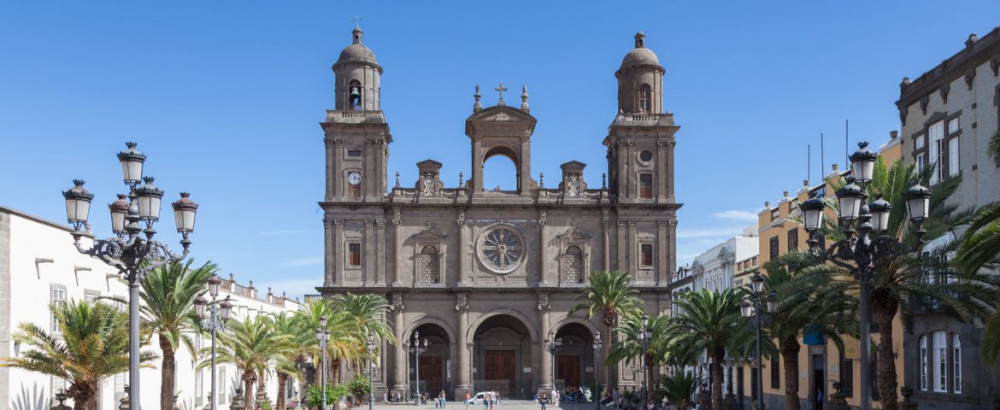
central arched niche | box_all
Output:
[472,314,534,399]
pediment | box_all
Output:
[556,226,593,241]
[466,105,537,125]
[411,226,448,241]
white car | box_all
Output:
[466,392,501,405]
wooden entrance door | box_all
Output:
[557,355,580,388]
[420,356,444,398]
[484,350,516,397]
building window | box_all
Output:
[770,208,779,222]
[948,136,960,177]
[639,84,652,112]
[640,243,654,268]
[347,149,362,157]
[948,117,959,134]
[769,236,779,259]
[770,356,780,389]
[787,228,799,251]
[562,245,584,284]
[934,331,947,392]
[639,174,653,199]
[84,290,100,304]
[953,334,962,394]
[920,335,928,391]
[929,120,944,185]
[348,243,362,267]
[51,286,66,333]
[417,245,440,284]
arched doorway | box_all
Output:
[473,314,533,399]
[552,323,598,399]
[408,323,452,401]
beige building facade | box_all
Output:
[316,29,680,401]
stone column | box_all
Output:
[324,217,335,286]
[391,295,406,397]
[365,219,374,285]
[333,219,344,285]
[616,221,627,272]
[455,293,470,397]
[656,140,668,202]
[392,208,402,286]
[666,140,676,200]
[457,211,467,286]
[538,295,552,390]
[657,221,667,286]
[602,211,610,272]
[539,209,548,285]
[627,222,637,278]
[376,219,386,285]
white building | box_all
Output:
[0,206,302,410]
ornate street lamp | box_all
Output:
[194,279,232,410]
[404,331,429,405]
[638,314,652,410]
[544,332,563,394]
[367,331,376,410]
[62,142,197,409]
[316,316,331,410]
[740,271,775,410]
[799,141,931,410]
[593,331,602,410]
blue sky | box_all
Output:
[2,1,998,299]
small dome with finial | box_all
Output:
[336,27,378,67]
[620,32,661,69]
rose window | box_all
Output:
[479,227,524,274]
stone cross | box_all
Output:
[352,16,363,28]
[495,82,507,106]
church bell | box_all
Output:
[350,86,361,99]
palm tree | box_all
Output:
[301,299,362,385]
[663,289,748,409]
[568,271,643,393]
[208,314,295,409]
[141,259,217,410]
[332,293,396,372]
[763,253,854,410]
[607,312,670,397]
[821,157,994,409]
[656,369,700,410]
[271,312,313,410]
[0,300,156,410]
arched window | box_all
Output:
[562,245,584,284]
[639,84,652,113]
[418,245,440,284]
[349,80,362,110]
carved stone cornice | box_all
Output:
[457,210,466,226]
[455,293,469,312]
[375,218,386,228]
[392,207,401,226]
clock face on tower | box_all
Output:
[347,172,361,185]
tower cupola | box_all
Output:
[333,27,383,111]
[616,32,665,114]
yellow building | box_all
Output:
[740,133,904,409]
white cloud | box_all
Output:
[676,226,745,239]
[712,210,758,221]
[282,257,323,267]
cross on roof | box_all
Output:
[352,16,363,28]
[495,82,508,106]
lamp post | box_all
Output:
[593,331,602,410]
[404,331,429,405]
[316,316,330,410]
[638,314,652,410]
[367,331,377,410]
[799,141,931,410]
[544,332,563,393]
[194,278,233,410]
[62,142,198,409]
[740,271,776,410]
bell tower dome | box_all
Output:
[616,32,665,114]
[333,27,383,111]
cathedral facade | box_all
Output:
[317,27,681,401]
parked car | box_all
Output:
[466,392,501,405]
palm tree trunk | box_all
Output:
[874,304,899,410]
[711,348,725,409]
[243,375,255,410]
[781,337,801,410]
[277,373,288,410]
[68,381,96,410]
[159,333,176,410]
